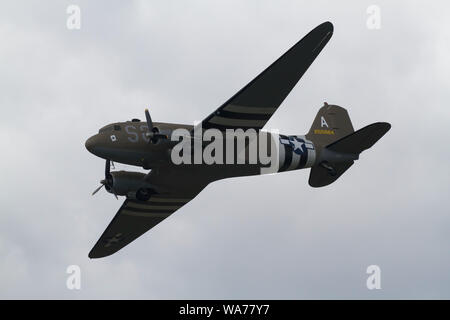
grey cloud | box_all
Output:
[0,0,449,299]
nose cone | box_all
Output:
[85,135,97,154]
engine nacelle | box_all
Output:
[106,171,155,200]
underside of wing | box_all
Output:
[202,21,334,131]
[89,194,194,258]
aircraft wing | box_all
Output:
[201,22,333,131]
[88,194,195,258]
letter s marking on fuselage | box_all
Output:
[125,125,138,143]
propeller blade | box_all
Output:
[92,184,104,196]
[144,108,169,142]
[145,109,153,131]
[105,159,110,177]
[92,160,117,198]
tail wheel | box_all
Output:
[136,188,153,201]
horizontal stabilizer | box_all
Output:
[309,122,391,187]
[326,122,391,155]
[309,161,354,187]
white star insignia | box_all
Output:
[289,138,304,153]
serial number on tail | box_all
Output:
[314,129,335,135]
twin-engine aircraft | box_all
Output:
[85,22,390,258]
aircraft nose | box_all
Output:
[85,135,97,154]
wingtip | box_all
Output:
[375,121,392,131]
[89,248,115,259]
[320,21,334,33]
[88,252,102,259]
[88,248,103,259]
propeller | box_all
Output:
[92,159,118,199]
[145,109,168,143]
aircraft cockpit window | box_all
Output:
[99,125,114,133]
[114,125,121,131]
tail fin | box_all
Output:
[306,103,354,147]
[306,104,391,187]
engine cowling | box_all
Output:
[106,171,155,200]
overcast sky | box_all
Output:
[0,0,449,299]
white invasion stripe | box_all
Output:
[223,104,277,115]
[121,210,172,218]
[297,135,316,168]
[209,116,266,128]
[127,202,181,210]
[305,148,316,168]
[278,141,286,170]
[288,151,300,171]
